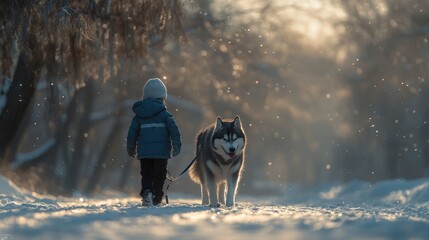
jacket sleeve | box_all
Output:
[126,116,139,151]
[165,112,182,151]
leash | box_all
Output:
[164,145,202,204]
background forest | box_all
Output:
[1,0,428,197]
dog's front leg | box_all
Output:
[218,182,226,205]
[226,171,240,207]
[201,184,209,205]
[207,177,219,207]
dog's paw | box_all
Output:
[209,203,221,208]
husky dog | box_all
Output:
[189,116,246,207]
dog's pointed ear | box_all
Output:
[215,117,223,130]
[233,115,242,129]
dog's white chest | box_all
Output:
[206,159,240,180]
[206,160,222,178]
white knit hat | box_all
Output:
[143,78,167,100]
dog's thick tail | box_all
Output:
[188,157,201,184]
[189,133,205,184]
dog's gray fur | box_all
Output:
[189,116,246,207]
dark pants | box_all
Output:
[140,158,168,199]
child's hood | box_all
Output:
[132,99,166,118]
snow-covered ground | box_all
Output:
[1,176,428,240]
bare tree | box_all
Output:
[0,0,184,194]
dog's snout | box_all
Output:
[229,147,236,153]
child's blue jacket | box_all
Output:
[127,98,181,160]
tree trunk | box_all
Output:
[0,34,42,163]
[65,79,94,194]
[0,53,37,162]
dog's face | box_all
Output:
[212,116,246,159]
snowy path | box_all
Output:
[1,177,429,240]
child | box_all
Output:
[127,78,181,206]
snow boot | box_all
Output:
[153,195,163,206]
[141,189,154,207]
